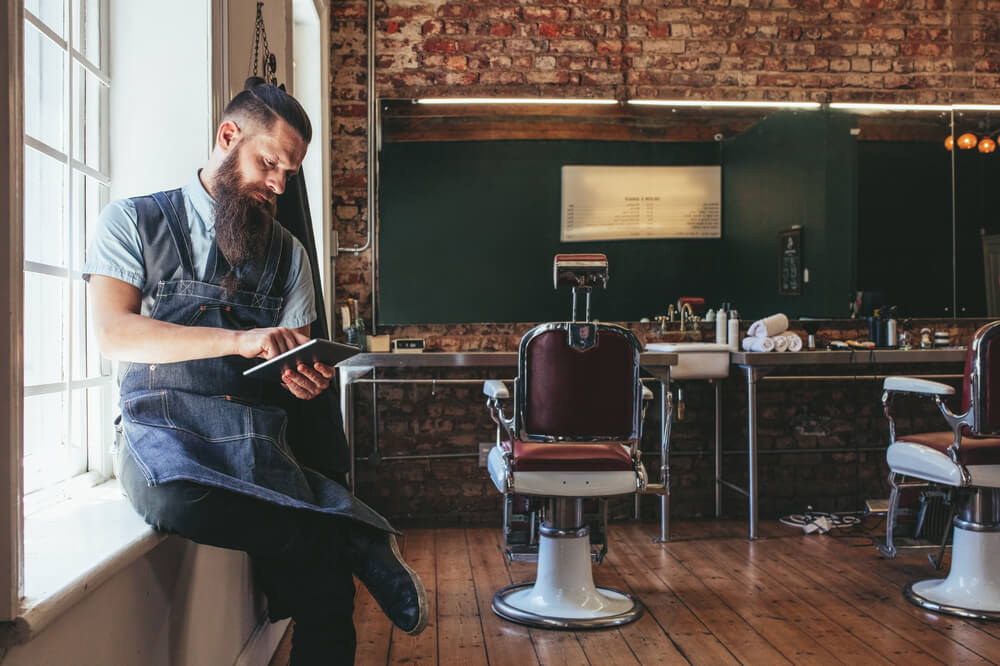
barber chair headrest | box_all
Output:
[553,254,609,290]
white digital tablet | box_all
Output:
[242,339,361,382]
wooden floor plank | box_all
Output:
[269,520,1000,666]
[388,531,437,665]
[621,524,793,665]
[434,529,488,666]
[718,536,940,665]
[700,536,897,665]
[465,528,542,666]
[759,535,989,664]
[794,533,1000,661]
[666,539,842,665]
[606,536,737,666]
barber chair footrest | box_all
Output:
[903,527,1000,621]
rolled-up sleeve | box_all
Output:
[82,198,145,289]
[278,237,317,329]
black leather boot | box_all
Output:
[347,528,428,634]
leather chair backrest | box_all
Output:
[516,323,641,441]
[962,320,1000,435]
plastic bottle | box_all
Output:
[886,316,897,348]
[715,308,727,344]
[727,317,739,352]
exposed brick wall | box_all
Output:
[327,1,1000,525]
[350,318,988,525]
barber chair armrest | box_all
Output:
[484,380,511,400]
[642,385,653,401]
[883,376,956,396]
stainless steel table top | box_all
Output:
[338,351,678,368]
[730,348,967,367]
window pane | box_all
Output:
[24,146,67,267]
[87,386,111,470]
[73,63,108,172]
[24,21,66,151]
[25,0,65,39]
[23,392,71,495]
[73,171,108,271]
[24,273,68,386]
[71,0,101,68]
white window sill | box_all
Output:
[2,480,166,646]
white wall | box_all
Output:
[109,0,214,199]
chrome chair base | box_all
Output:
[901,526,1000,621]
[904,583,1000,621]
[491,528,642,630]
[493,582,642,629]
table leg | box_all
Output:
[714,380,722,519]
[744,366,760,540]
[337,366,371,494]
[654,379,673,543]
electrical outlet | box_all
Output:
[479,442,493,467]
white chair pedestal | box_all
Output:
[492,499,642,629]
[905,526,1000,621]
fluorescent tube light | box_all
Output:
[829,103,951,112]
[628,100,821,109]
[952,104,1000,111]
[415,97,617,105]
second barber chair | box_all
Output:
[880,320,1000,619]
[482,254,655,629]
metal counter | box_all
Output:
[728,347,967,540]
[337,351,678,540]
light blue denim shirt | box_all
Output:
[83,172,316,329]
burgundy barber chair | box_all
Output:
[881,320,1000,619]
[483,254,652,629]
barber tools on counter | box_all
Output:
[866,306,903,348]
[742,313,802,353]
[342,298,367,351]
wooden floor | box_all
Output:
[271,519,1000,665]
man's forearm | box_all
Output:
[97,311,239,363]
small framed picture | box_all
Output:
[778,227,803,296]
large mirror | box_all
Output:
[375,101,958,325]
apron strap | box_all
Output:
[152,191,196,281]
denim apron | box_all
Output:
[118,189,393,533]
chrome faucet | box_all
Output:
[679,303,694,332]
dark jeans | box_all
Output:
[119,447,357,666]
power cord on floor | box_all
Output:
[779,506,862,534]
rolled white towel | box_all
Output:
[748,314,789,338]
[784,332,803,352]
[773,335,789,352]
[742,336,776,352]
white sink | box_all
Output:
[646,342,731,380]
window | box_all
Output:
[23,0,113,513]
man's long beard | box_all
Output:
[212,146,276,294]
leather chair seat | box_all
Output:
[505,440,633,472]
[897,431,1000,466]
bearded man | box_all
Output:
[83,79,426,666]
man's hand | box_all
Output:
[281,362,336,400]
[235,326,311,361]
[235,328,334,400]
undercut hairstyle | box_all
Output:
[222,76,312,143]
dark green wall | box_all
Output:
[721,110,857,318]
[377,112,859,325]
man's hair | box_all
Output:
[222,77,312,143]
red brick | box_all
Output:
[423,38,458,54]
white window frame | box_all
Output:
[21,0,115,515]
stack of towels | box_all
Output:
[742,314,803,352]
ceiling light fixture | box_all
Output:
[829,102,953,112]
[628,100,821,109]
[415,97,617,105]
